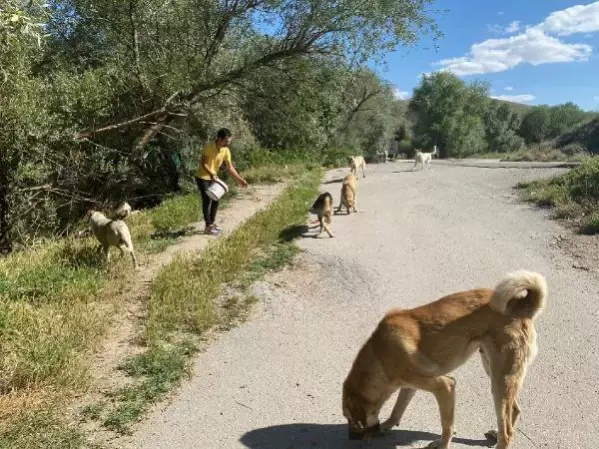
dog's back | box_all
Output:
[89,211,133,248]
[341,174,356,208]
[311,192,333,222]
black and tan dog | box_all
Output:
[342,270,547,449]
[310,192,334,238]
[336,173,357,215]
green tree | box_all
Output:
[409,71,490,158]
[484,103,524,153]
[549,102,588,137]
[519,106,552,144]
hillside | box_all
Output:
[491,98,533,116]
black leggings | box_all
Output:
[195,177,219,226]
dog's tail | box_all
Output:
[489,270,547,319]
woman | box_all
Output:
[195,128,248,235]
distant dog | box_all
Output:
[310,192,334,238]
[342,270,547,449]
[336,173,358,215]
[412,146,438,171]
[349,156,366,179]
[113,201,132,219]
[88,210,139,269]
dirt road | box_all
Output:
[128,161,599,449]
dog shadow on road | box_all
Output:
[279,224,312,241]
[240,423,491,449]
[323,178,344,185]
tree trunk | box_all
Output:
[0,176,12,255]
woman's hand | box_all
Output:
[238,178,249,188]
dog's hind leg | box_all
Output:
[381,388,416,431]
[119,243,139,269]
[489,375,523,449]
[322,222,334,238]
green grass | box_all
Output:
[87,168,322,435]
[0,186,237,447]
[102,342,197,434]
[501,147,589,162]
[0,154,323,444]
[146,168,320,340]
[0,407,88,449]
[517,157,599,233]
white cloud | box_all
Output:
[594,95,599,102]
[436,3,599,76]
[504,86,514,91]
[491,94,535,103]
[498,11,504,16]
[505,21,521,34]
[393,88,410,100]
[435,28,591,76]
[536,2,599,36]
[487,24,504,34]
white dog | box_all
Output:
[88,210,139,269]
[412,145,438,171]
[113,201,132,219]
[349,156,366,178]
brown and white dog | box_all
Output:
[88,210,139,269]
[309,192,334,238]
[349,156,366,179]
[336,173,357,215]
[342,270,547,449]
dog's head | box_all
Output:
[342,381,382,441]
[86,209,105,222]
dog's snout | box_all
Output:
[347,424,363,440]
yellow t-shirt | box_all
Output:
[196,142,232,180]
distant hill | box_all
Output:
[490,99,533,116]
[396,98,533,117]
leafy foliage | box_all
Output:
[409,71,490,157]
[1,0,439,251]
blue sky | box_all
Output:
[376,0,599,111]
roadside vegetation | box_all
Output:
[518,158,599,234]
[88,169,321,435]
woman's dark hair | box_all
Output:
[216,128,232,140]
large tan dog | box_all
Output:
[336,173,357,215]
[88,210,139,269]
[342,270,547,449]
[349,156,366,179]
[309,192,334,238]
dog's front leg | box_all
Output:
[380,388,416,431]
[413,376,456,449]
